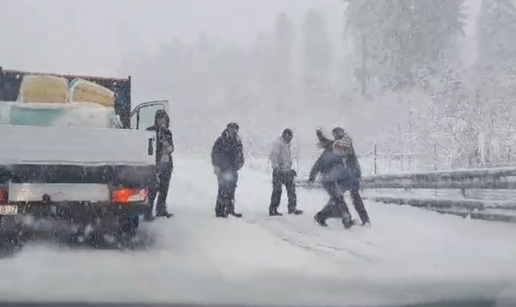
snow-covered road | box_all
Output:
[0,156,515,306]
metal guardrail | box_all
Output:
[296,167,516,224]
[360,167,516,190]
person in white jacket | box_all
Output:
[268,128,303,216]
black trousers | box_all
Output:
[349,188,370,224]
[270,169,297,211]
[216,170,239,213]
[318,180,351,219]
[318,182,370,224]
[148,162,173,214]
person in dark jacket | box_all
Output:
[211,122,245,218]
[144,109,174,221]
[308,138,356,229]
[311,127,370,226]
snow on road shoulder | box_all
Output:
[230,156,516,284]
[157,155,516,302]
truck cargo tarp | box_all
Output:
[0,68,131,128]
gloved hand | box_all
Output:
[164,144,173,155]
[213,166,221,176]
[303,178,315,189]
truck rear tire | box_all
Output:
[118,215,139,238]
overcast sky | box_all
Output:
[0,0,481,77]
[0,0,344,76]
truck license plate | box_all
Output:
[0,205,18,215]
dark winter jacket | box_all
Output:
[310,130,361,190]
[309,149,344,181]
[146,110,174,166]
[315,129,361,178]
[211,129,245,172]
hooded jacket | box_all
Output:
[315,128,361,177]
[211,128,245,172]
[309,129,361,190]
[309,147,349,182]
[146,109,174,165]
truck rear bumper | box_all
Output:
[0,183,148,218]
[0,201,147,217]
[8,183,110,202]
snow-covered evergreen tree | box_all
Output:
[344,0,394,95]
[475,0,516,165]
[345,0,469,167]
[273,12,295,86]
[344,0,465,92]
[301,8,333,86]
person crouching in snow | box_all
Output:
[314,127,370,226]
[268,128,303,216]
[211,122,245,218]
[308,138,356,229]
[144,109,174,221]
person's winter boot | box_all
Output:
[288,207,303,215]
[143,214,155,222]
[227,199,242,218]
[215,199,228,218]
[269,207,283,216]
[314,211,328,227]
[156,208,173,218]
[342,212,356,229]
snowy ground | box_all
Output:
[0,156,515,306]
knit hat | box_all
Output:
[334,138,351,153]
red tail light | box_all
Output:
[111,189,147,203]
[0,190,4,203]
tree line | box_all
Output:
[120,0,516,168]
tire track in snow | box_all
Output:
[245,215,382,264]
[176,159,384,266]
[178,174,379,265]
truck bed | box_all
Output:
[0,124,155,166]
